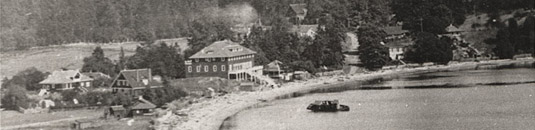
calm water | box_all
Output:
[222,68,535,130]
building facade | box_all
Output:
[39,69,93,92]
[110,69,162,97]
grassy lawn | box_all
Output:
[0,109,102,127]
[0,42,138,81]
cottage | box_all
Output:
[110,69,162,98]
[287,3,308,25]
[185,40,277,87]
[440,24,464,40]
[106,105,127,119]
[263,60,286,79]
[382,26,413,60]
[39,69,93,92]
[289,24,318,38]
[130,97,157,117]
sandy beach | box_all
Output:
[155,59,534,130]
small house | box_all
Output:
[110,69,162,98]
[130,97,157,117]
[289,25,318,38]
[39,69,93,92]
[263,60,286,79]
[71,119,96,130]
[106,105,127,119]
[287,3,308,25]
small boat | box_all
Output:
[306,100,350,112]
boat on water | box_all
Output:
[306,100,350,112]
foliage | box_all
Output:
[60,90,79,102]
[92,77,112,88]
[356,25,390,70]
[81,47,116,76]
[302,17,346,68]
[404,32,453,64]
[1,67,49,91]
[126,42,185,78]
[141,86,188,107]
[1,84,29,110]
[184,19,234,59]
[391,0,469,34]
[484,16,534,59]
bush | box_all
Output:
[1,84,30,110]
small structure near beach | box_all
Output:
[106,105,127,119]
[130,97,157,117]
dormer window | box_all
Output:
[74,73,80,79]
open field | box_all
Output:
[0,109,102,129]
[0,42,139,82]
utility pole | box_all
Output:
[419,18,424,32]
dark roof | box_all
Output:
[384,39,414,48]
[131,98,157,110]
[382,26,409,35]
[40,70,93,84]
[189,40,256,59]
[116,69,162,89]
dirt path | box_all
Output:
[1,116,88,130]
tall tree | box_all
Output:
[356,25,390,70]
[391,0,468,34]
[1,84,29,110]
[404,32,453,64]
[81,46,116,76]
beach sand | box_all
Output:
[155,59,534,130]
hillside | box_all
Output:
[0,42,139,80]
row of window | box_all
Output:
[192,55,254,63]
[188,65,226,73]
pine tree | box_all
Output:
[357,25,390,70]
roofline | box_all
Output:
[188,53,256,59]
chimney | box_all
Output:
[148,68,152,81]
[136,69,140,82]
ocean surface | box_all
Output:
[221,68,535,130]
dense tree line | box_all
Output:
[485,16,535,59]
[404,32,454,64]
[356,25,390,70]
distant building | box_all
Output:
[39,70,93,92]
[440,24,464,40]
[185,40,276,87]
[289,24,318,38]
[130,97,157,117]
[263,60,286,79]
[287,3,308,25]
[110,69,162,97]
[382,26,413,60]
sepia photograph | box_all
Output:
[0,0,534,129]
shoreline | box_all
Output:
[155,59,534,130]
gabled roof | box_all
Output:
[384,39,414,48]
[113,69,162,89]
[189,40,256,59]
[289,4,308,16]
[289,25,318,34]
[264,60,284,72]
[110,105,126,111]
[40,70,93,84]
[131,98,157,110]
[445,24,463,32]
[82,72,110,79]
[382,26,409,35]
